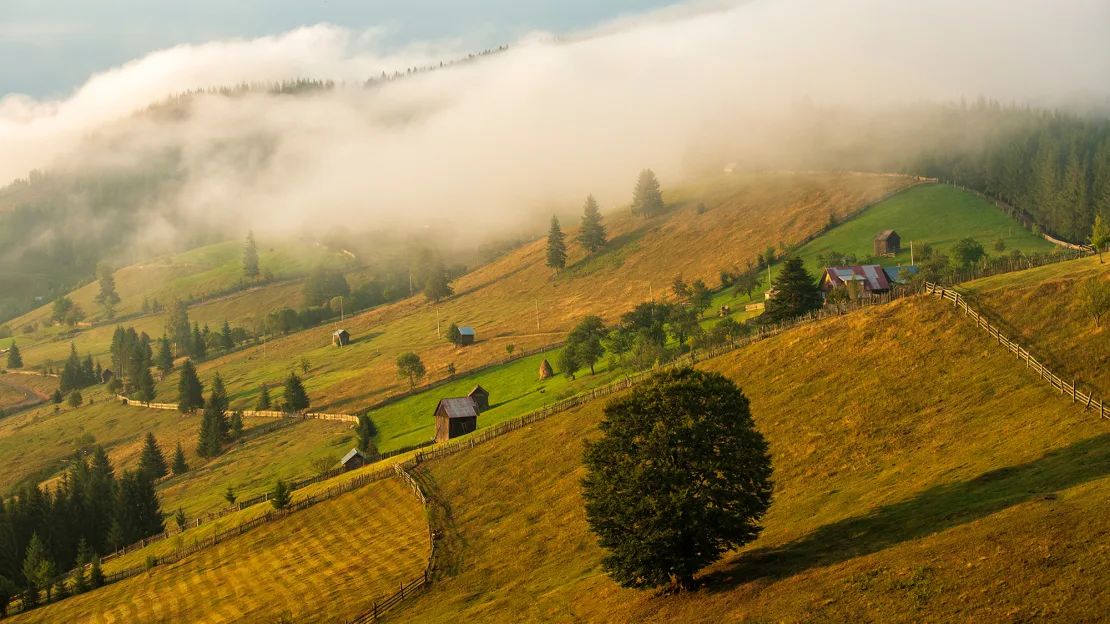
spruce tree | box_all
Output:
[546,215,567,270]
[219,320,234,351]
[196,397,224,458]
[5,341,21,369]
[283,371,309,413]
[762,256,822,323]
[191,323,206,360]
[256,383,272,410]
[210,373,230,437]
[630,169,664,218]
[270,479,292,510]
[229,411,244,439]
[576,195,608,253]
[21,533,55,606]
[156,336,174,376]
[356,413,377,453]
[243,230,261,280]
[138,433,168,480]
[94,263,121,320]
[177,359,204,413]
[171,442,188,475]
[134,366,156,403]
[89,557,104,589]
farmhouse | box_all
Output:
[458,326,476,346]
[340,448,367,470]
[332,329,350,347]
[874,230,901,256]
[469,385,490,412]
[435,398,479,443]
[821,265,892,296]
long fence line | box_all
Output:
[344,465,436,624]
[924,283,1108,420]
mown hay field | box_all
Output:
[14,477,430,624]
[396,294,1109,623]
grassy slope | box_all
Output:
[396,296,1109,623]
[14,478,429,624]
[166,173,913,416]
[710,183,1057,310]
[961,255,1110,395]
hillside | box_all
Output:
[159,172,915,415]
[961,255,1110,394]
[11,476,430,624]
[394,295,1109,622]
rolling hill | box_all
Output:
[391,290,1108,622]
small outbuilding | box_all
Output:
[340,448,367,471]
[434,397,479,443]
[332,329,351,347]
[458,326,476,346]
[874,230,901,256]
[538,359,554,380]
[468,385,490,412]
[101,369,115,384]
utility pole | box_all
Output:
[535,299,540,331]
[910,241,915,266]
[436,306,441,337]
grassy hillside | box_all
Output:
[395,296,1109,623]
[153,172,914,416]
[12,477,430,624]
[961,255,1110,395]
[709,183,1057,311]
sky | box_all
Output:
[0,0,678,98]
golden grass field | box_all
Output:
[13,477,430,624]
[962,255,1110,395]
[395,294,1110,623]
[157,172,916,415]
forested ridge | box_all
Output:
[908,103,1110,243]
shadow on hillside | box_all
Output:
[703,433,1110,591]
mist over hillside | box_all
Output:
[1,0,1108,321]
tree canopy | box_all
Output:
[630,169,664,218]
[283,371,310,412]
[396,352,427,389]
[577,195,608,253]
[176,359,204,413]
[546,215,567,270]
[761,256,822,323]
[5,341,21,369]
[582,368,772,591]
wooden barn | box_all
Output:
[468,385,490,412]
[458,326,476,346]
[874,230,901,256]
[434,398,478,443]
[340,448,367,471]
[332,329,350,347]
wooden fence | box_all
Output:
[924,283,1108,420]
[114,395,360,424]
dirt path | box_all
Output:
[0,374,49,413]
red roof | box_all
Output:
[822,265,892,292]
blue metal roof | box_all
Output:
[458,326,476,336]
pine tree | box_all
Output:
[177,359,204,413]
[243,231,261,280]
[229,411,243,439]
[256,383,272,410]
[576,195,608,253]
[283,371,309,413]
[134,366,156,403]
[444,323,462,346]
[630,169,664,218]
[156,336,174,376]
[21,533,55,606]
[546,215,567,270]
[89,557,104,589]
[356,413,377,453]
[5,341,21,369]
[761,256,822,323]
[174,508,187,531]
[171,442,188,475]
[210,373,229,437]
[191,323,206,360]
[270,479,291,510]
[196,397,224,458]
[219,320,234,351]
[138,433,168,480]
[94,264,121,320]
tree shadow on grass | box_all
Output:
[704,433,1110,591]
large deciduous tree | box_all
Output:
[582,368,772,592]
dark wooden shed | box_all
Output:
[434,397,478,443]
[873,230,901,256]
[340,448,367,471]
[468,385,490,412]
[458,326,476,346]
[332,329,350,347]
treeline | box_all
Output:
[0,445,164,614]
[908,103,1110,242]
